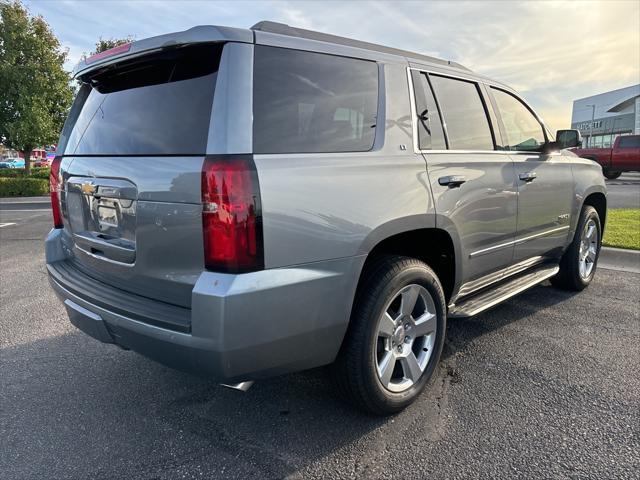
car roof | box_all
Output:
[251,21,471,72]
[74,21,472,76]
[73,20,509,90]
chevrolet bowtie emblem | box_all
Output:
[81,181,96,195]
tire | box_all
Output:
[332,255,447,415]
[551,205,601,291]
[603,169,621,180]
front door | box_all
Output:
[489,87,574,263]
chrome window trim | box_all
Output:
[468,225,570,259]
[406,67,421,154]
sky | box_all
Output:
[23,0,640,130]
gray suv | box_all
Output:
[46,22,606,415]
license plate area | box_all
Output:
[97,203,119,229]
[66,177,137,264]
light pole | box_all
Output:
[586,104,596,147]
[610,117,620,147]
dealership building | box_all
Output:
[571,84,640,148]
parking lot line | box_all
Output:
[0,222,17,228]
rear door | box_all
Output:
[411,70,518,289]
[488,87,574,263]
[56,43,224,307]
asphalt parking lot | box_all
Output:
[606,172,640,209]
[1,205,639,479]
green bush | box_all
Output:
[0,167,50,179]
[31,167,51,179]
[0,177,50,197]
[0,169,23,178]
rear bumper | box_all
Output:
[46,228,364,382]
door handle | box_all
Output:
[74,231,136,263]
[519,172,537,182]
[438,175,466,188]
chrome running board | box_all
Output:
[220,381,254,392]
[448,264,560,318]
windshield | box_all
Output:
[58,43,222,156]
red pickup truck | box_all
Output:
[571,134,640,179]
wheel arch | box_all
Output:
[356,226,459,303]
[581,155,607,169]
[583,191,607,233]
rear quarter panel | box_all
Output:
[254,62,436,268]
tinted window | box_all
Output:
[60,44,221,155]
[491,88,545,151]
[253,46,378,154]
[618,136,640,148]
[411,71,446,150]
[429,75,494,150]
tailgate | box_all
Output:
[60,156,204,308]
[55,43,225,308]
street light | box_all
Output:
[586,104,596,147]
[610,117,620,142]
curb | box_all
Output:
[599,247,640,274]
[0,196,50,211]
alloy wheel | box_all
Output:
[374,284,437,393]
[579,219,598,279]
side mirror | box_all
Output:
[556,129,582,149]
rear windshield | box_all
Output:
[58,43,222,156]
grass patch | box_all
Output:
[0,167,50,179]
[603,209,640,250]
[0,177,50,197]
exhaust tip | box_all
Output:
[220,381,254,392]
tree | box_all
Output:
[93,36,133,54]
[0,1,73,174]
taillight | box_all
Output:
[50,156,63,228]
[201,155,263,273]
[85,42,131,64]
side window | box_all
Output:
[411,71,446,150]
[618,136,640,148]
[491,88,546,152]
[253,46,378,154]
[429,75,494,150]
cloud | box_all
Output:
[24,0,640,129]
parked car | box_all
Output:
[32,158,50,168]
[46,22,606,415]
[0,158,25,169]
[571,134,640,179]
[0,158,14,168]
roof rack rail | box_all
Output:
[251,21,470,71]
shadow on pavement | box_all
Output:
[444,281,579,359]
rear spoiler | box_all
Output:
[73,25,253,79]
